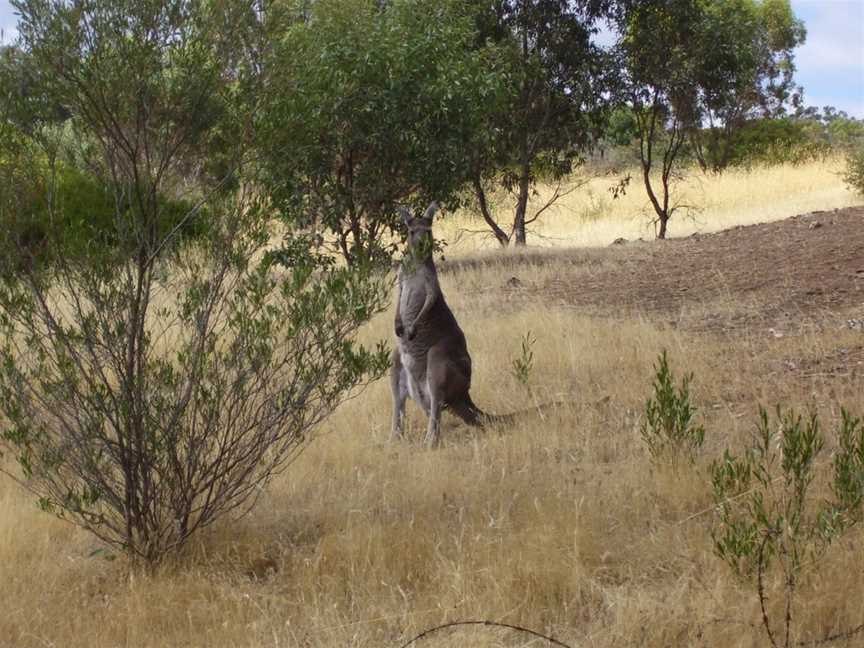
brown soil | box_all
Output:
[470,206,864,336]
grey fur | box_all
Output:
[391,202,489,447]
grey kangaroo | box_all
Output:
[391,202,497,447]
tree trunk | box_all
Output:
[512,163,530,246]
[473,175,510,247]
[641,161,667,240]
[690,130,709,173]
[513,24,531,248]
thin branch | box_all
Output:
[523,179,583,227]
[399,620,574,648]
[758,532,781,648]
[145,152,259,268]
[798,622,864,647]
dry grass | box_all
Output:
[2,159,863,648]
[438,156,860,251]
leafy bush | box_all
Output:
[843,146,864,196]
[0,0,390,566]
[0,197,391,563]
[0,159,210,276]
[640,350,705,464]
[711,407,864,647]
[827,116,864,150]
[721,118,829,169]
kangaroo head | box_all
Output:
[400,202,438,260]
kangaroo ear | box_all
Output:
[398,206,412,226]
[422,201,439,223]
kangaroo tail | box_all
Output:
[448,396,609,429]
[448,396,515,428]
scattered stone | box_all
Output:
[808,221,823,230]
[768,328,784,338]
[847,318,864,331]
[611,237,627,245]
[505,276,523,288]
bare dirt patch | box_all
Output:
[462,206,864,335]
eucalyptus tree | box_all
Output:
[259,0,503,264]
[689,0,806,173]
[466,0,616,247]
[615,0,701,239]
[615,0,805,238]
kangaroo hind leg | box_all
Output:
[424,345,471,448]
[423,387,443,448]
[423,355,447,448]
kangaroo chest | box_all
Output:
[396,268,438,406]
[397,274,431,398]
[398,274,432,325]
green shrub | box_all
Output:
[726,118,829,168]
[827,116,864,150]
[640,350,705,464]
[843,146,864,196]
[1,160,210,275]
[711,407,864,647]
[510,330,536,389]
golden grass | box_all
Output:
[438,156,861,251]
[1,159,863,647]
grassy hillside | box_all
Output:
[1,158,862,647]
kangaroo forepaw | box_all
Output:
[395,322,404,337]
[407,326,416,340]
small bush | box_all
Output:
[0,195,391,563]
[711,407,864,647]
[510,330,536,389]
[728,118,829,168]
[711,407,823,578]
[640,350,705,463]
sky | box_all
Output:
[789,0,864,118]
[0,0,862,118]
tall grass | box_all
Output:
[438,156,860,251]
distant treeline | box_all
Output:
[1,0,862,266]
[602,105,863,168]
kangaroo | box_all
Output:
[391,202,496,447]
